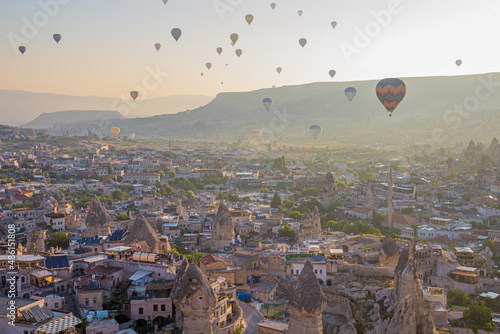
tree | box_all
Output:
[116,213,129,222]
[463,300,496,331]
[278,224,295,238]
[401,207,416,215]
[447,289,469,306]
[372,213,384,227]
[288,211,303,220]
[107,165,114,175]
[47,232,70,249]
[271,192,282,208]
[479,238,498,258]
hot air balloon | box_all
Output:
[111,127,120,137]
[201,73,204,76]
[154,43,161,51]
[299,38,307,48]
[251,129,262,141]
[18,46,26,54]
[217,47,223,55]
[456,59,462,67]
[471,120,483,130]
[130,91,139,100]
[230,33,239,46]
[298,10,303,17]
[276,67,282,74]
[376,78,406,117]
[171,28,182,42]
[262,98,273,111]
[245,14,254,25]
[235,49,242,58]
[53,34,61,43]
[130,133,136,140]
[162,0,168,4]
[206,63,212,70]
[271,3,276,10]
[329,70,336,78]
[309,125,322,140]
[331,21,337,29]
[344,87,356,102]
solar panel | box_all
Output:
[40,307,53,319]
[30,306,43,322]
[20,310,31,320]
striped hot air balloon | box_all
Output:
[376,78,406,116]
[344,87,356,102]
[251,129,262,140]
[309,125,322,140]
[111,127,120,137]
[262,98,273,111]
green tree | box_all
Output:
[478,238,498,258]
[372,213,384,227]
[447,289,469,306]
[278,224,295,238]
[463,300,496,331]
[271,192,282,208]
[107,165,114,175]
[288,211,303,220]
[116,213,130,222]
[401,207,416,215]
[47,232,70,249]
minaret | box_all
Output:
[388,166,393,228]
[287,261,326,334]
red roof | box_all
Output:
[199,254,228,266]
[428,235,459,246]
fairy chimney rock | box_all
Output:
[84,195,111,237]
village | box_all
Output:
[1,135,500,334]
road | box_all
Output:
[238,300,264,334]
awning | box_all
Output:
[37,313,82,334]
[129,270,153,281]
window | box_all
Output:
[154,305,158,312]
[93,298,97,304]
[161,304,165,311]
[320,270,323,274]
[55,302,59,308]
[85,298,89,306]
[296,270,299,274]
[139,308,144,315]
[315,269,317,274]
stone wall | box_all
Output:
[218,301,244,334]
[106,260,176,280]
[342,264,395,277]
[451,328,497,334]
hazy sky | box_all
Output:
[1,0,500,99]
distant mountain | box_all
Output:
[23,110,126,129]
[0,90,213,125]
[14,73,500,146]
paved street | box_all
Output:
[238,300,264,334]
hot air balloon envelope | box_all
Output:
[53,34,61,43]
[329,70,336,78]
[217,47,223,55]
[171,28,182,42]
[245,14,254,25]
[309,125,322,140]
[19,46,26,54]
[130,134,136,140]
[271,3,276,10]
[331,21,337,29]
[130,91,139,100]
[456,59,462,67]
[299,38,307,48]
[276,67,282,74]
[154,43,161,51]
[344,87,356,102]
[230,33,239,46]
[298,10,303,16]
[376,78,406,116]
[251,129,262,140]
[235,49,242,58]
[262,98,273,111]
[206,63,212,70]
[111,127,120,137]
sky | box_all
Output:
[1,0,500,99]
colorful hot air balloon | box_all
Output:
[329,70,336,78]
[344,87,356,102]
[53,34,61,43]
[130,133,136,140]
[309,125,322,140]
[298,10,303,17]
[154,43,161,51]
[276,67,282,74]
[299,38,307,48]
[245,14,254,25]
[19,46,26,54]
[217,47,223,55]
[376,78,406,117]
[171,28,182,42]
[251,129,262,140]
[235,49,242,58]
[331,21,337,29]
[111,127,120,137]
[206,63,212,70]
[230,33,239,46]
[271,3,276,10]
[456,59,462,67]
[471,120,483,130]
[130,91,139,100]
[262,98,273,111]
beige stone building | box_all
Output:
[211,203,235,251]
[84,195,111,237]
[298,207,321,244]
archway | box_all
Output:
[318,279,324,285]
[153,316,168,329]
[23,293,30,299]
[135,318,147,328]
[326,279,333,286]
[114,314,131,324]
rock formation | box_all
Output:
[364,183,379,209]
[84,195,112,237]
[210,203,234,251]
[26,226,46,253]
[480,246,494,274]
[124,214,160,253]
[298,207,321,244]
[171,261,217,334]
[381,235,400,257]
[319,172,338,208]
[288,261,326,334]
[367,242,437,334]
